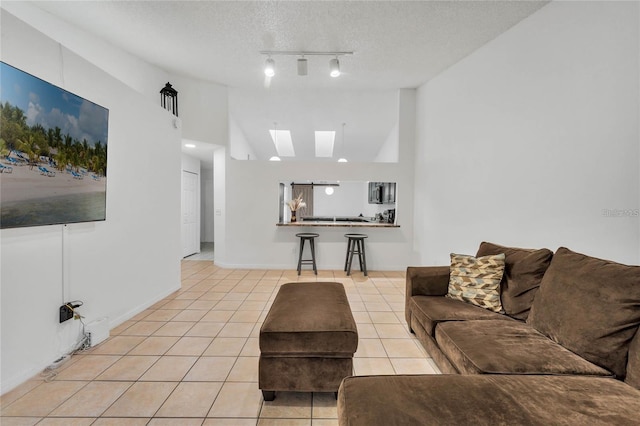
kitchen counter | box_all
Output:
[277,221,399,228]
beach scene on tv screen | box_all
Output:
[0,62,108,229]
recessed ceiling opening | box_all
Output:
[229,89,399,162]
[269,129,295,157]
[314,131,335,157]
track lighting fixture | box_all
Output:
[260,50,353,79]
[329,58,340,78]
[264,57,275,77]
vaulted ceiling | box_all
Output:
[31,1,549,161]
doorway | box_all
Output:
[182,170,200,257]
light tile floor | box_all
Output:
[0,261,440,425]
[185,242,216,261]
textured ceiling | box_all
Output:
[32,1,548,90]
[28,1,549,162]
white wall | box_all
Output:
[1,3,229,158]
[217,90,417,270]
[313,182,389,218]
[414,1,640,265]
[213,148,227,262]
[201,167,215,242]
[313,182,368,217]
[168,74,228,147]
[374,122,399,163]
[1,2,169,103]
[0,11,182,393]
[229,116,256,160]
[181,153,201,175]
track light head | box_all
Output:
[329,58,340,77]
[297,58,308,76]
[264,58,275,77]
[260,51,352,79]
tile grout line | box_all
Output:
[2,261,409,424]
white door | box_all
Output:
[182,170,199,257]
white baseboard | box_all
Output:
[213,261,406,272]
[0,282,182,396]
[108,283,181,330]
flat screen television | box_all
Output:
[0,62,109,229]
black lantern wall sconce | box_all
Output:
[160,82,178,117]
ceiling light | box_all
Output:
[297,58,307,76]
[269,156,281,161]
[329,58,340,77]
[184,143,196,148]
[337,123,347,161]
[264,58,275,77]
[259,51,352,80]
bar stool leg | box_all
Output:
[297,238,305,275]
[355,239,363,273]
[360,239,368,276]
[346,240,355,276]
[310,237,317,275]
[344,238,352,272]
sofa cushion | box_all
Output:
[527,247,640,380]
[624,328,640,390]
[447,252,505,313]
[410,296,511,337]
[259,282,358,356]
[435,320,611,376]
[476,241,553,320]
[338,375,640,426]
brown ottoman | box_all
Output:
[259,282,358,401]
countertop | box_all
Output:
[277,221,399,228]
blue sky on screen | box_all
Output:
[0,61,108,147]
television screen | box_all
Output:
[0,62,109,229]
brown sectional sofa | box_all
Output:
[338,242,640,425]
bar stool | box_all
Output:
[296,233,319,275]
[344,233,368,276]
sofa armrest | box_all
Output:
[405,266,450,326]
[406,266,450,296]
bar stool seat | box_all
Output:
[296,233,319,275]
[344,233,368,276]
